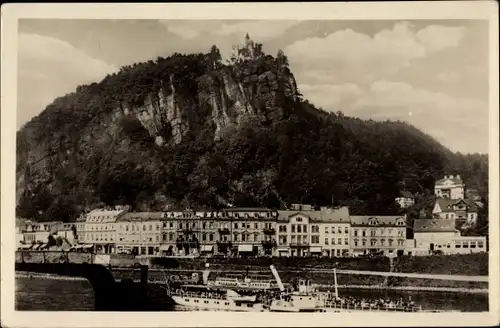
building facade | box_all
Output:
[408,219,487,255]
[432,198,479,229]
[350,215,407,257]
[434,175,465,199]
[116,212,164,255]
[80,208,128,253]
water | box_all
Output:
[15,275,488,312]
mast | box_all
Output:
[333,268,339,298]
[269,265,285,292]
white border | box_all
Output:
[1,2,499,327]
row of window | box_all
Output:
[444,213,475,219]
[353,229,405,237]
[353,239,405,247]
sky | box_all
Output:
[17,19,489,154]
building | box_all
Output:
[220,208,278,257]
[432,198,479,229]
[161,210,184,256]
[316,206,351,257]
[350,215,407,257]
[116,212,164,255]
[81,207,129,253]
[395,191,415,209]
[407,219,487,255]
[434,175,465,199]
[276,205,350,257]
[22,221,62,244]
[53,222,77,245]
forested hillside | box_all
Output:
[16,35,488,232]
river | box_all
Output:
[15,274,488,312]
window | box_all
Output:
[354,241,358,247]
[324,238,328,245]
[143,225,146,231]
[296,217,303,222]
[203,222,206,229]
[463,242,469,248]
[303,225,307,233]
[163,234,167,241]
[209,233,214,241]
[344,238,348,245]
[254,223,258,229]
[234,223,238,229]
[362,240,366,246]
[337,227,342,233]
[311,235,319,244]
[370,230,376,237]
[344,227,348,234]
[478,241,484,248]
[354,230,358,237]
[325,227,329,233]
[202,233,207,241]
[370,241,376,247]
[331,238,335,245]
[455,243,461,248]
[470,242,476,248]
[362,230,366,237]
[126,225,129,231]
[297,225,302,233]
[179,223,183,229]
[291,225,296,233]
[170,222,173,229]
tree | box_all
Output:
[276,49,289,68]
[209,45,222,70]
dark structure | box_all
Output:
[15,262,151,311]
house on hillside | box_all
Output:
[434,175,465,199]
[432,198,478,229]
[406,219,486,256]
[395,191,415,208]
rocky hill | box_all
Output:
[15,36,488,230]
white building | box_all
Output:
[408,219,486,255]
[395,191,415,209]
[276,205,351,257]
[81,208,129,253]
[116,212,164,255]
[434,175,465,199]
[350,215,407,257]
[432,198,479,229]
[316,206,351,257]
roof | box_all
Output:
[435,198,478,213]
[221,207,273,212]
[88,209,126,217]
[277,207,350,223]
[435,175,464,186]
[119,212,165,221]
[414,219,458,232]
[399,191,414,198]
[350,215,405,226]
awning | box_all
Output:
[32,244,41,250]
[20,244,32,249]
[238,244,253,252]
[39,243,48,250]
[277,248,289,252]
[159,244,173,251]
[83,244,94,249]
[310,247,322,253]
[201,245,214,252]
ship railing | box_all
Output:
[171,290,227,300]
[322,301,422,312]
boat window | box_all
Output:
[185,299,189,302]
[225,302,230,305]
[247,304,252,307]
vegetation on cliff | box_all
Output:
[16,35,488,235]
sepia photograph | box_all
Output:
[1,2,499,327]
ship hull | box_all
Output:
[171,296,266,312]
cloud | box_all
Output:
[299,83,363,109]
[17,33,117,128]
[213,20,299,41]
[285,22,467,85]
[415,25,467,52]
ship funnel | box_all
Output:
[270,264,285,292]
